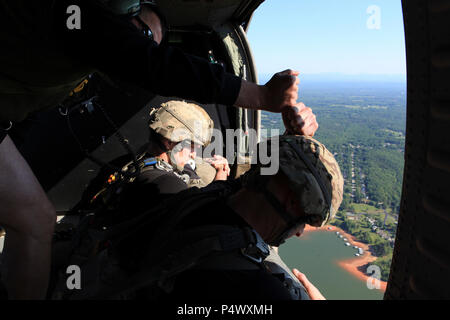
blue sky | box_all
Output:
[247,0,406,77]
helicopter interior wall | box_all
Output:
[43,95,233,212]
[46,95,166,211]
[156,0,261,29]
[164,30,239,137]
[8,75,156,210]
[7,29,241,212]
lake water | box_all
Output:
[279,230,384,300]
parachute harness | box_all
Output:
[63,94,141,181]
[92,154,192,208]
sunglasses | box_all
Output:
[179,140,202,152]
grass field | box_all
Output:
[347,203,397,225]
[350,203,384,213]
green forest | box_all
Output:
[331,211,395,281]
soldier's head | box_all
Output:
[99,1,167,44]
[130,1,167,44]
[239,135,344,246]
[147,100,214,171]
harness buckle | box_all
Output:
[143,158,158,167]
[241,229,270,264]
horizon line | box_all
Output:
[259,72,407,76]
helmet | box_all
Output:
[140,0,168,32]
[277,135,343,226]
[243,135,343,232]
[148,100,214,147]
[98,1,168,40]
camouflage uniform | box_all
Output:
[58,134,343,301]
[139,135,344,300]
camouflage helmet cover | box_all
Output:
[244,135,344,227]
[148,100,214,147]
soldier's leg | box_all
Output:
[0,135,55,299]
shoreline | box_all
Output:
[303,225,387,292]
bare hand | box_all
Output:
[292,268,326,300]
[204,155,230,181]
[233,70,299,112]
[282,102,318,137]
[263,69,300,113]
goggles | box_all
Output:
[177,140,203,154]
[169,140,201,162]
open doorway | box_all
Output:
[248,0,406,300]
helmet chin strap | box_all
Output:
[168,141,188,173]
[151,132,170,153]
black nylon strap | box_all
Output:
[218,227,252,251]
[179,225,261,253]
[193,252,262,271]
[159,227,268,276]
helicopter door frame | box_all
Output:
[215,22,261,178]
[385,0,450,299]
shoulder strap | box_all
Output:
[64,225,269,299]
[59,181,246,299]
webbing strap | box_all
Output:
[76,226,266,299]
[163,106,207,146]
[193,252,262,271]
[155,227,268,287]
